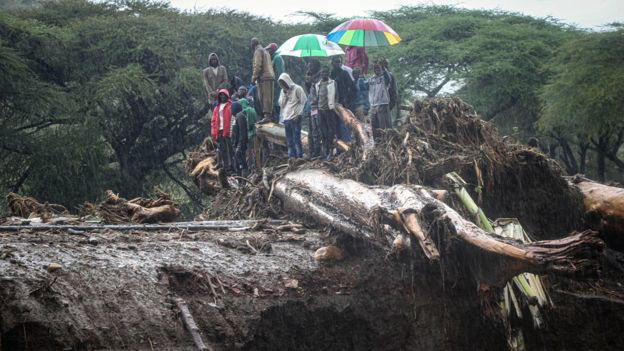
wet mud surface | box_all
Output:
[0,227,510,350]
[1,227,623,350]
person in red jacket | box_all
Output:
[211,89,235,174]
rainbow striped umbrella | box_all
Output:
[327,18,401,47]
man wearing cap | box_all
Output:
[266,43,284,122]
[251,38,276,123]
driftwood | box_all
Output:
[334,104,374,159]
[175,297,212,351]
[82,190,180,224]
[274,169,604,286]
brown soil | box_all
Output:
[1,227,623,350]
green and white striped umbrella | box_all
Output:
[276,34,345,57]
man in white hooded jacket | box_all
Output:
[278,73,307,159]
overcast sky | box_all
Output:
[169,0,622,29]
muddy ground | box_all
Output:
[1,226,623,350]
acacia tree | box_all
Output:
[539,27,624,181]
[374,6,571,139]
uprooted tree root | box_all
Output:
[197,98,585,242]
[82,190,180,224]
[185,138,228,196]
[5,192,68,219]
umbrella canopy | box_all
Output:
[327,18,401,47]
[276,34,345,57]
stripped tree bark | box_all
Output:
[255,122,350,154]
[572,178,624,249]
[334,104,374,159]
[274,169,604,286]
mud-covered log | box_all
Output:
[274,169,604,286]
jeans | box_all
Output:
[284,116,303,158]
[337,116,351,142]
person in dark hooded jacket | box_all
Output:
[330,56,355,144]
[203,53,229,108]
[231,109,249,176]
[211,89,235,174]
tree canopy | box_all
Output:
[0,0,621,215]
[539,27,624,181]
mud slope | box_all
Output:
[0,228,508,350]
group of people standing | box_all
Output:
[202,38,399,175]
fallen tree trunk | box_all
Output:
[255,121,350,153]
[274,169,604,286]
[572,179,624,250]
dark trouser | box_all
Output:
[308,114,322,158]
[370,104,392,138]
[273,105,281,123]
[319,109,339,157]
[247,138,256,173]
[217,132,235,174]
[284,116,303,158]
[234,144,248,176]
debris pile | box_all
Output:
[195,98,585,241]
[6,192,68,219]
[82,190,180,224]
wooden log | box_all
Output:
[175,297,212,351]
[255,122,349,154]
[334,104,374,159]
[573,179,624,250]
[274,169,604,286]
[575,180,624,232]
[191,155,219,178]
[124,203,180,224]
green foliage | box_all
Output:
[373,6,572,137]
[539,29,624,135]
[1,0,622,213]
